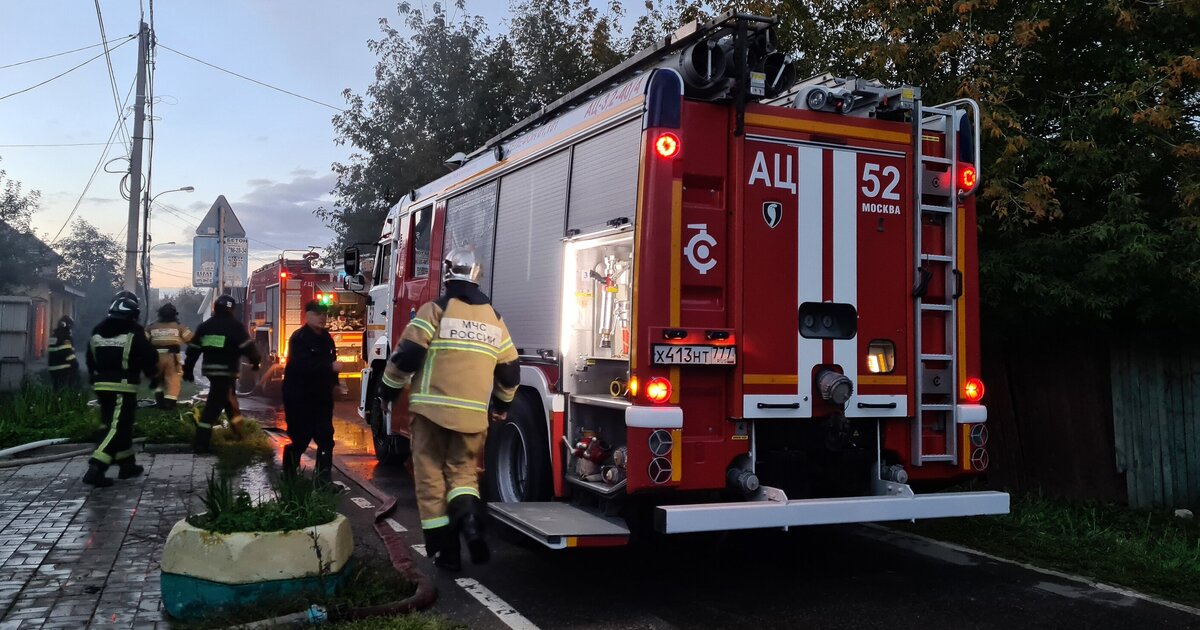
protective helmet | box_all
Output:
[443,246,482,285]
[158,303,178,321]
[114,290,140,307]
[108,294,140,320]
[56,315,74,329]
[214,294,237,314]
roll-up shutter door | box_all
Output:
[443,182,499,293]
[492,150,570,354]
[567,120,641,235]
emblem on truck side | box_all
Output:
[763,201,783,228]
[684,224,717,275]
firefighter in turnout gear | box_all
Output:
[382,246,520,571]
[82,294,159,487]
[47,315,79,389]
[183,295,260,453]
[282,300,340,483]
[146,303,193,408]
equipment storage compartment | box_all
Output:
[563,232,634,500]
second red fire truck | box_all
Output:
[344,13,1008,547]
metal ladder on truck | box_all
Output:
[910,99,975,466]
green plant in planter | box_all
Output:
[163,472,353,620]
[190,472,338,534]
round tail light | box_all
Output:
[646,377,671,404]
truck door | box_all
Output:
[388,203,436,437]
[740,139,912,419]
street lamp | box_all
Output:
[142,186,194,321]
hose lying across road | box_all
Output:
[0,438,147,468]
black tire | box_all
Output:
[369,391,409,465]
[484,392,551,503]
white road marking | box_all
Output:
[455,577,541,630]
[411,544,427,557]
[385,518,407,533]
[350,497,375,509]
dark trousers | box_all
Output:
[282,393,335,472]
[91,391,137,468]
[49,368,76,390]
[197,376,236,447]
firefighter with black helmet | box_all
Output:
[382,246,520,571]
[183,294,261,453]
[82,293,159,487]
[47,315,79,389]
[146,303,193,408]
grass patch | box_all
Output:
[171,560,432,630]
[900,491,1200,606]
[189,471,338,534]
[0,384,99,447]
[329,614,465,630]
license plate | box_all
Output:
[652,344,737,366]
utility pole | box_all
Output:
[217,201,225,298]
[122,21,150,292]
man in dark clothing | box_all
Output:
[282,300,341,483]
[183,294,260,454]
[83,294,159,487]
[48,315,79,389]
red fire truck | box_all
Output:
[344,13,1008,548]
[245,256,366,399]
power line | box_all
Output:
[94,0,133,152]
[0,36,133,70]
[0,36,136,101]
[0,142,111,147]
[156,43,345,112]
[50,77,139,243]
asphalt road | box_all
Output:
[277,398,1200,629]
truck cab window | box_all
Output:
[411,206,431,278]
[373,243,390,284]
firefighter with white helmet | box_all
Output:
[82,292,159,487]
[382,245,520,571]
[183,294,261,453]
[146,303,193,409]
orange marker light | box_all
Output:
[963,377,985,403]
[280,270,288,279]
[654,133,680,159]
[628,376,639,398]
[646,377,671,404]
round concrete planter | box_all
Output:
[160,513,354,620]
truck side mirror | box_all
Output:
[343,247,361,276]
[344,274,366,292]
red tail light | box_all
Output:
[654,133,680,159]
[280,271,288,279]
[646,377,671,404]
[963,377,985,403]
[959,165,977,192]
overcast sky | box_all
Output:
[0,0,527,291]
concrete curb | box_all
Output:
[863,524,1200,618]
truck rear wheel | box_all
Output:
[484,393,551,503]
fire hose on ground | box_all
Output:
[0,438,147,468]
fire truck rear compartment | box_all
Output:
[751,417,877,500]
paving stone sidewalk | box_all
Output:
[0,453,247,629]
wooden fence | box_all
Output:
[982,334,1200,509]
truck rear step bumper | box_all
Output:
[655,490,1010,534]
[489,502,630,550]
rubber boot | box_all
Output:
[449,495,490,565]
[117,459,144,479]
[162,398,176,410]
[193,427,212,454]
[154,391,166,408]
[425,525,460,571]
[82,462,113,488]
[315,449,333,486]
[282,445,302,477]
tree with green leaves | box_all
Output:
[0,159,46,293]
[56,219,122,336]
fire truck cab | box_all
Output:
[347,13,1008,548]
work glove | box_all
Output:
[252,362,261,371]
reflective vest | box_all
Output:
[146,321,193,353]
[48,335,77,371]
